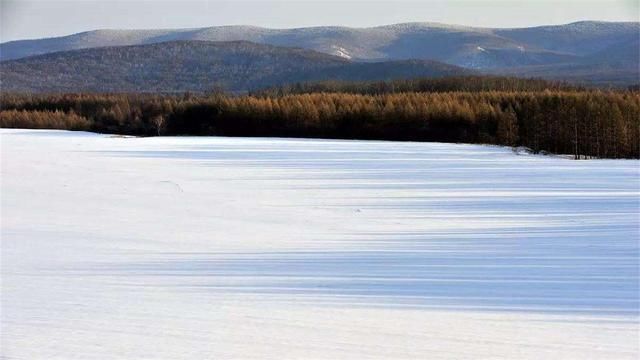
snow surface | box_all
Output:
[1,129,639,359]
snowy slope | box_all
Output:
[1,129,639,359]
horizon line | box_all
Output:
[3,19,638,43]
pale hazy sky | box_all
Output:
[1,0,638,42]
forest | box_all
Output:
[1,77,638,159]
[253,76,585,96]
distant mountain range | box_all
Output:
[0,21,638,92]
[0,41,472,93]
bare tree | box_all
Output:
[152,115,165,136]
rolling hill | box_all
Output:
[1,21,637,88]
[0,40,474,93]
[490,36,640,86]
[2,21,637,70]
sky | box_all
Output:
[1,0,639,42]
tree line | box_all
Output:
[1,88,638,159]
[253,76,584,96]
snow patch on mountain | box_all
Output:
[331,45,352,59]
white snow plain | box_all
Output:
[1,129,639,359]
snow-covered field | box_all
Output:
[1,129,639,359]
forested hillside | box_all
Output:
[2,21,637,86]
[0,41,472,93]
[2,21,636,67]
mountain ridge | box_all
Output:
[2,21,637,68]
[1,21,637,88]
[0,40,474,93]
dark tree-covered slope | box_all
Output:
[0,40,473,93]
